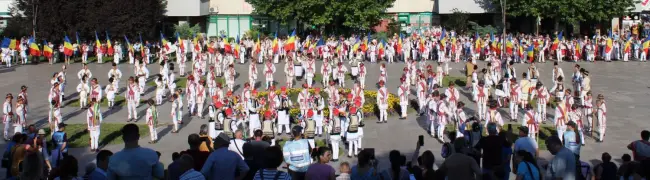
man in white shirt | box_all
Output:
[228,130,246,159]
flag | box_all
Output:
[378,39,385,57]
[302,35,310,51]
[176,32,184,53]
[474,32,481,53]
[284,29,296,51]
[316,38,325,55]
[527,45,534,63]
[643,36,650,53]
[9,39,17,50]
[223,35,232,53]
[551,31,563,51]
[352,36,361,52]
[139,34,145,57]
[94,31,101,52]
[575,42,582,58]
[605,38,613,54]
[419,37,425,53]
[518,45,524,57]
[29,37,40,56]
[64,35,73,56]
[361,32,370,52]
[124,35,133,52]
[624,39,632,53]
[76,32,81,45]
[254,34,261,55]
[43,40,53,58]
[440,29,447,49]
[234,35,240,58]
[490,32,497,52]
[193,33,200,52]
[272,32,279,54]
[397,34,403,54]
[160,32,170,51]
[106,32,114,55]
[1,38,10,49]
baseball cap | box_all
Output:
[38,129,46,135]
[518,126,529,134]
[214,133,231,145]
[292,126,303,134]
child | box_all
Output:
[146,99,158,143]
[105,77,117,108]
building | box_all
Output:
[207,0,296,38]
[165,0,211,34]
[0,0,13,31]
[385,0,436,32]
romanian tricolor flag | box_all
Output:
[419,37,425,53]
[94,31,101,52]
[106,31,114,55]
[361,32,370,52]
[440,29,447,49]
[352,36,361,52]
[160,32,170,51]
[451,37,457,51]
[124,35,133,52]
[336,40,342,54]
[302,35,310,51]
[272,32,279,54]
[551,32,563,51]
[378,39,385,58]
[193,33,200,52]
[8,39,17,50]
[284,29,296,51]
[223,36,232,53]
[43,40,53,58]
[234,35,240,58]
[490,32,498,52]
[176,32,184,53]
[397,34,403,54]
[643,36,650,54]
[527,45,534,63]
[139,34,145,57]
[254,34,261,55]
[506,41,513,55]
[518,45,524,57]
[575,41,582,58]
[624,38,632,53]
[28,37,40,56]
[64,35,74,56]
[474,32,481,53]
[605,38,613,54]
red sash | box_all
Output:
[478,87,486,101]
[449,88,457,102]
[379,89,387,104]
[510,86,518,100]
[198,87,205,98]
[359,67,365,76]
[268,94,276,108]
[537,89,546,103]
[266,63,273,74]
[301,91,309,104]
[338,66,344,76]
[557,108,567,126]
[308,61,314,72]
[400,85,408,98]
[437,101,445,116]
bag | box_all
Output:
[440,142,452,158]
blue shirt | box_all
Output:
[546,148,576,180]
[107,147,164,180]
[282,139,311,172]
[52,131,67,153]
[89,168,108,180]
[502,147,513,172]
[514,137,538,157]
[563,131,580,155]
[200,147,250,180]
[517,162,540,180]
[351,166,379,180]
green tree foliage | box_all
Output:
[443,8,470,32]
[4,0,166,42]
[492,0,635,24]
[174,23,202,39]
[246,0,395,33]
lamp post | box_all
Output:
[32,0,38,37]
[500,0,507,62]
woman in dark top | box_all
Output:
[594,152,617,180]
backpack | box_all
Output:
[441,142,452,158]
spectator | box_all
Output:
[379,150,411,180]
[3,133,20,179]
[168,152,183,180]
[229,130,246,159]
[438,139,481,180]
[564,121,581,156]
[24,125,37,144]
[474,122,505,176]
[619,162,640,180]
[83,163,96,180]
[283,126,311,180]
[336,162,351,180]
[55,155,81,180]
[617,154,633,178]
[245,130,270,172]
[107,124,164,180]
[627,130,650,161]
[178,154,206,180]
[201,132,249,180]
[89,150,113,180]
[513,150,541,180]
[10,134,29,177]
[306,147,336,180]
[594,152,617,180]
[51,123,69,168]
[350,149,378,179]
[181,134,211,171]
[19,151,45,180]
[242,143,260,180]
[499,131,513,180]
[36,129,52,172]
[253,146,291,180]
[514,126,538,158]
[544,135,577,180]
[198,124,214,152]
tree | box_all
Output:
[492,0,634,24]
[174,23,202,39]
[443,8,470,32]
[246,0,395,33]
[4,0,166,42]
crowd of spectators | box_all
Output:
[2,123,650,180]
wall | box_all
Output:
[437,0,493,14]
[210,0,253,15]
[166,0,210,17]
[386,0,435,13]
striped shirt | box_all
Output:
[253,169,292,180]
[180,169,205,180]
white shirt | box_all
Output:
[228,139,246,159]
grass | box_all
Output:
[67,95,147,107]
[444,122,555,150]
[44,123,149,148]
[442,76,467,88]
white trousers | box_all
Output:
[537,103,547,122]
[509,102,518,119]
[584,108,593,131]
[598,112,607,141]
[79,95,88,108]
[348,138,359,156]
[330,135,341,160]
[306,76,313,87]
[557,125,566,143]
[149,125,158,141]
[379,108,387,122]
[400,104,408,117]
[128,100,138,119]
[172,112,180,131]
[477,102,487,120]
[90,127,100,149]
[277,124,291,134]
[197,102,205,117]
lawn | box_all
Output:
[444,122,555,150]
[67,95,147,107]
[44,123,149,148]
[442,76,467,88]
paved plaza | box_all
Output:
[0,58,648,174]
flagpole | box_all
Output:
[501,0,507,62]
[32,0,38,38]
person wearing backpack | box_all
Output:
[514,150,541,180]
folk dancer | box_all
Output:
[329,107,343,162]
[581,70,591,108]
[226,64,236,91]
[531,82,549,122]
[17,86,28,119]
[78,63,93,81]
[248,90,262,136]
[76,76,90,109]
[126,77,140,121]
[426,92,438,137]
[49,99,62,134]
[326,81,340,119]
[146,99,159,143]
[87,98,103,152]
[285,59,294,88]
[81,44,89,63]
[298,84,311,116]
[186,75,197,116]
[336,62,348,87]
[320,59,331,87]
[171,94,181,133]
[207,66,218,97]
[313,88,325,137]
[522,104,539,138]
[358,63,367,89]
[196,79,207,118]
[137,62,149,96]
[105,78,117,108]
[398,77,409,119]
[277,87,292,135]
[304,110,317,149]
[596,94,607,142]
[509,79,521,120]
[347,106,362,157]
[455,102,467,138]
[568,104,585,145]
[435,94,449,142]
[58,66,67,100]
[474,80,489,120]
[89,79,103,107]
[154,75,165,105]
[3,94,12,139]
[377,81,389,123]
[108,63,123,90]
[263,60,276,90]
[379,63,387,85]
[485,101,504,133]
[554,100,568,142]
[96,43,104,63]
[417,75,428,115]
[445,81,460,120]
[552,62,564,85]
[305,58,316,88]
[583,91,594,132]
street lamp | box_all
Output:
[32,0,38,37]
[500,0,506,62]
